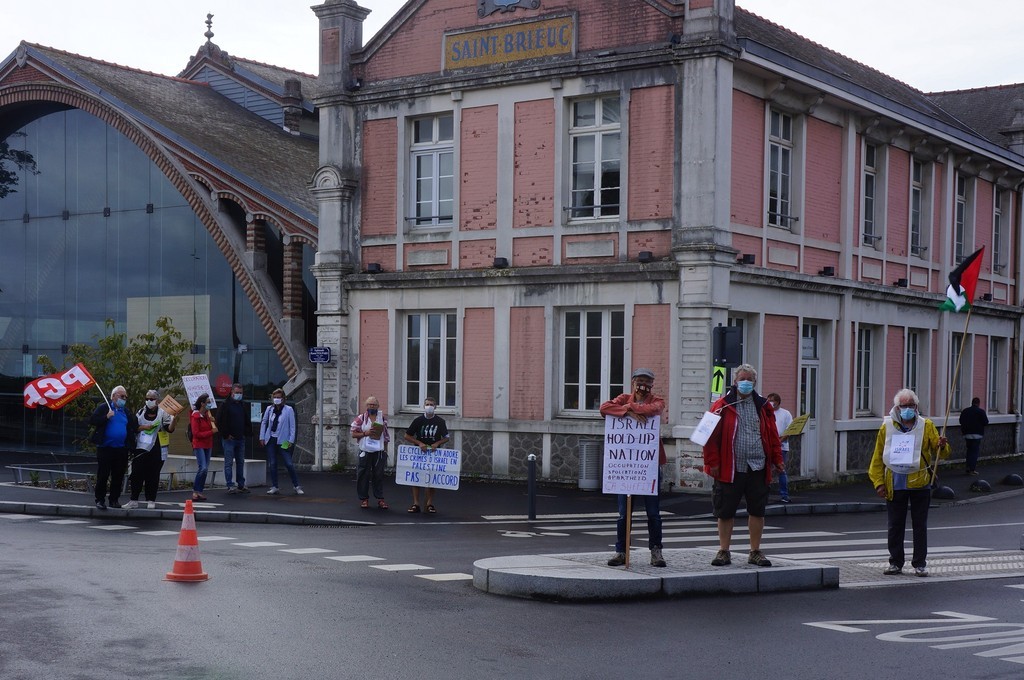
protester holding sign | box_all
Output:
[88,385,138,510]
[600,368,667,568]
[868,388,949,577]
[260,388,303,496]
[703,364,784,568]
[351,395,389,509]
[765,393,793,503]
[403,397,450,514]
[124,389,177,509]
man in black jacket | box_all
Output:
[89,385,138,510]
[959,397,989,475]
[217,383,251,493]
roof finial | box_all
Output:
[204,13,215,43]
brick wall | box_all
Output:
[358,310,390,413]
[282,241,304,319]
[628,85,674,221]
[631,304,670,392]
[886,147,910,256]
[509,306,546,420]
[512,236,554,266]
[463,307,494,418]
[885,326,904,403]
[730,90,765,228]
[361,118,397,236]
[804,116,842,243]
[761,315,797,403]
[460,105,498,232]
[458,239,496,269]
[972,335,988,404]
[627,231,671,260]
[513,99,554,229]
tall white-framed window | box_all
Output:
[954,175,968,263]
[404,311,457,408]
[561,309,625,412]
[767,109,795,228]
[568,96,621,220]
[950,332,964,411]
[993,190,1005,274]
[410,113,454,227]
[855,326,873,414]
[910,159,927,256]
[862,143,880,246]
[989,337,1003,412]
[905,330,920,395]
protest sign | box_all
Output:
[781,413,810,437]
[395,444,461,490]
[181,374,216,409]
[602,415,660,495]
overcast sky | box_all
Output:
[2,0,1019,92]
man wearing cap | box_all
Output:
[703,364,784,568]
[600,368,668,568]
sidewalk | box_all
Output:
[4,452,1023,600]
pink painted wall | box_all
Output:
[631,305,670,392]
[974,180,993,268]
[730,90,765,228]
[512,236,554,266]
[460,105,498,232]
[509,307,546,420]
[404,242,452,271]
[360,245,397,272]
[885,326,904,404]
[627,231,672,261]
[731,233,762,264]
[358,310,390,413]
[804,117,842,243]
[361,118,397,237]
[971,336,988,406]
[766,241,799,272]
[463,308,494,418]
[886,147,910,256]
[561,234,617,264]
[628,85,674,221]
[803,247,839,278]
[761,315,797,404]
[459,239,497,269]
[513,99,554,229]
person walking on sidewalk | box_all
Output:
[190,393,215,502]
[125,389,176,509]
[217,383,251,494]
[404,396,450,514]
[869,388,949,577]
[766,392,793,503]
[259,388,303,495]
[89,385,138,510]
[959,397,988,475]
[351,396,389,510]
[703,364,784,568]
[601,368,668,568]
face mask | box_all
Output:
[145,399,157,409]
[635,383,651,394]
[233,393,243,401]
[424,405,436,417]
[737,380,754,395]
[273,398,283,406]
[201,402,209,410]
[367,407,378,416]
[899,407,916,421]
[115,398,126,409]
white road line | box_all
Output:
[370,563,434,572]
[416,573,473,581]
[197,535,238,542]
[482,513,623,521]
[323,555,386,562]
[279,548,337,555]
[534,520,719,531]
[88,524,138,530]
[774,546,986,560]
[232,541,288,548]
[0,514,43,520]
[136,530,179,536]
[40,519,90,524]
[651,531,839,543]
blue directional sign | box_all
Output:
[308,346,331,363]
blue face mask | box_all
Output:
[736,380,754,395]
[115,398,126,409]
[899,407,916,421]
[367,408,379,416]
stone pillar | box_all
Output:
[283,78,303,134]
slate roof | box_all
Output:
[23,44,318,220]
[926,84,1024,151]
[734,7,1023,162]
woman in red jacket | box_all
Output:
[190,393,215,501]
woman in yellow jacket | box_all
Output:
[868,388,949,577]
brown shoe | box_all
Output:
[748,550,772,567]
[711,550,731,566]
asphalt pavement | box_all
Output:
[4,450,1023,600]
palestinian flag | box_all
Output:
[939,247,984,312]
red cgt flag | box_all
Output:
[24,363,96,410]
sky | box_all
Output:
[1,0,1020,92]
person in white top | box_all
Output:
[766,393,793,503]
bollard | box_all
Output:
[527,453,537,521]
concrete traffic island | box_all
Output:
[473,548,839,601]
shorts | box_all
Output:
[712,469,769,519]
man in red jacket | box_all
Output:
[703,364,784,567]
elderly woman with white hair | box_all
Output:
[868,388,949,577]
[88,385,139,510]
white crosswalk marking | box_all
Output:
[41,519,90,524]
[232,541,287,547]
[0,514,43,520]
[197,536,238,542]
[280,548,336,555]
[370,563,433,572]
[136,530,179,536]
[416,573,473,581]
[323,555,385,562]
[88,524,137,530]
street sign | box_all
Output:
[711,365,727,395]
[308,346,331,363]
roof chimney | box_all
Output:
[283,78,302,134]
[312,0,370,92]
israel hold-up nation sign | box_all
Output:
[602,415,660,495]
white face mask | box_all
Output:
[232,393,243,401]
[424,405,436,417]
[145,399,157,409]
[273,398,283,406]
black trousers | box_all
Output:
[356,451,386,500]
[129,447,164,502]
[95,446,129,503]
[887,487,931,568]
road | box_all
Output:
[3,497,1024,679]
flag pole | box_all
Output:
[94,382,111,410]
[935,305,973,481]
[624,495,632,569]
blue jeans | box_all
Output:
[964,437,982,472]
[266,437,300,488]
[193,448,211,492]
[615,493,662,552]
[222,438,246,488]
[778,449,789,498]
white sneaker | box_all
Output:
[123,500,139,509]
[295,486,305,495]
[267,487,280,495]
[147,501,156,509]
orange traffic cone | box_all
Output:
[165,499,209,582]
